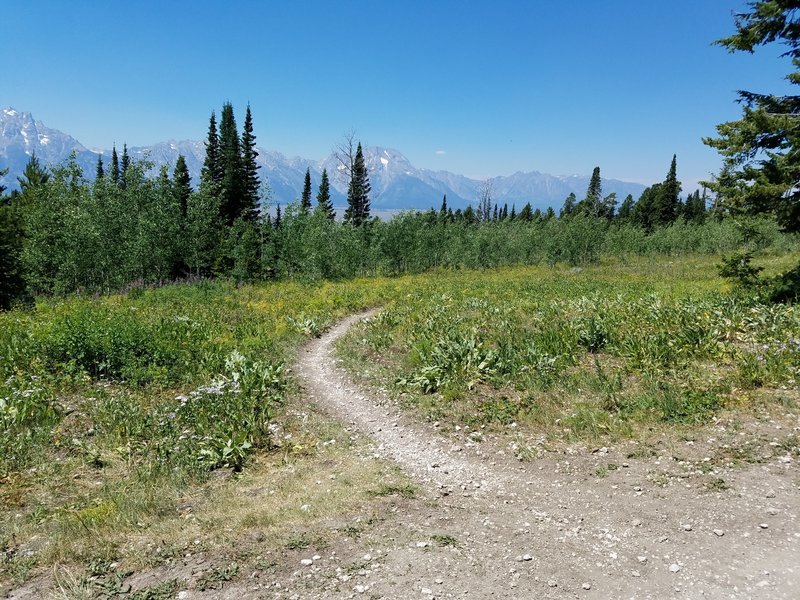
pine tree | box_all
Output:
[240,104,261,221]
[173,154,192,220]
[545,207,556,220]
[219,102,244,224]
[274,204,282,229]
[18,154,50,192]
[120,144,131,188]
[652,154,680,226]
[344,143,371,226]
[704,1,800,235]
[201,111,222,188]
[578,166,602,216]
[617,194,635,221]
[518,202,533,222]
[300,168,313,213]
[439,194,448,219]
[316,168,335,220]
[95,155,105,180]
[492,204,499,221]
[510,204,517,220]
[110,145,120,185]
[560,192,576,218]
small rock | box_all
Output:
[683,524,692,531]
[713,529,725,537]
[547,580,558,587]
[759,523,769,529]
[669,564,681,573]
[421,588,433,595]
[522,554,533,561]
[354,584,368,593]
[416,541,429,548]
[582,582,592,590]
[363,554,372,561]
[637,556,647,563]
[767,507,779,516]
[312,554,321,561]
[631,570,641,578]
[300,559,314,566]
[178,592,190,600]
[631,519,642,527]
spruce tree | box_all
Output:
[617,194,635,221]
[519,202,533,222]
[219,102,244,224]
[300,167,313,213]
[545,207,556,220]
[110,145,120,185]
[316,168,335,220]
[201,111,222,188]
[120,143,131,188]
[653,154,680,226]
[578,166,602,216]
[95,155,105,180]
[240,104,261,221]
[439,194,448,219]
[501,203,508,220]
[344,143,371,226]
[510,204,516,220]
[173,155,192,220]
[18,154,50,192]
[560,193,576,218]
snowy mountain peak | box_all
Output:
[1,108,647,210]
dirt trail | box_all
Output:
[288,310,800,599]
[8,311,796,599]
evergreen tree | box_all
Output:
[560,192,576,218]
[300,168,313,213]
[533,208,543,222]
[518,202,533,222]
[492,203,499,221]
[344,143,371,226]
[316,168,335,220]
[617,194,635,221]
[632,183,662,231]
[275,204,282,229]
[577,166,602,216]
[510,204,517,220]
[703,0,800,235]
[120,144,131,188]
[219,102,244,224]
[95,155,105,180]
[439,194,448,219]
[652,154,680,226]
[545,207,556,220]
[173,154,192,220]
[18,154,50,192]
[240,104,261,221]
[501,203,508,220]
[201,111,222,188]
[463,205,476,223]
[110,145,120,185]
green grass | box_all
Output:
[1,252,799,588]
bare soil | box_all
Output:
[6,311,799,599]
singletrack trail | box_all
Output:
[288,310,800,600]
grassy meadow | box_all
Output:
[1,252,799,591]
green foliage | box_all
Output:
[344,143,371,226]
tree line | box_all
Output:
[0,96,796,309]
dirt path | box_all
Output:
[287,310,800,599]
[8,311,796,600]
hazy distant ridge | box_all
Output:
[0,108,645,211]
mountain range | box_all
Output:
[0,108,647,212]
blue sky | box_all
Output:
[2,0,794,189]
